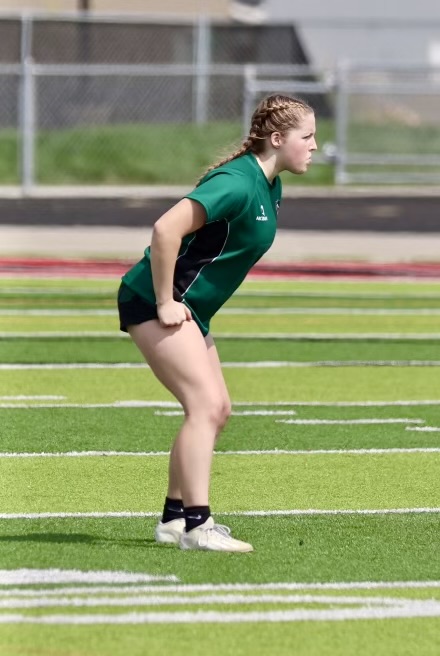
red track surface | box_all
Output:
[1,257,440,279]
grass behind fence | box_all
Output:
[1,121,334,186]
[2,119,440,186]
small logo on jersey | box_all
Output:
[256,205,268,221]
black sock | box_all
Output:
[161,496,184,524]
[184,505,211,532]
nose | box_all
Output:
[310,137,318,151]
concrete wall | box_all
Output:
[0,0,229,17]
[265,0,440,67]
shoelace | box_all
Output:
[211,524,231,537]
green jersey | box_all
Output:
[121,152,282,335]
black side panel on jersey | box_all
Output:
[173,220,228,298]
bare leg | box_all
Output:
[204,333,232,441]
[128,320,231,507]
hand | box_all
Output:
[156,299,192,327]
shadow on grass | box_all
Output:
[0,533,158,548]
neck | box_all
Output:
[254,152,278,183]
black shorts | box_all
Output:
[117,283,158,333]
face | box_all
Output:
[273,112,317,175]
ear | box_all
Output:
[270,132,283,149]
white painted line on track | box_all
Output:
[1,508,439,520]
[1,447,439,458]
[406,426,440,432]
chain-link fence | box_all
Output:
[1,13,440,191]
[244,63,440,185]
[334,64,440,184]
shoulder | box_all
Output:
[196,156,258,198]
[186,160,256,222]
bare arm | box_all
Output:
[150,198,206,327]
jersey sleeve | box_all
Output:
[185,170,252,224]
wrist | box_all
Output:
[156,297,173,307]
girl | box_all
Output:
[118,94,317,552]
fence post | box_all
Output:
[334,59,349,185]
[194,14,211,124]
[243,65,256,137]
[20,15,35,195]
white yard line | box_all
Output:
[158,413,426,423]
[1,331,440,340]
[222,361,440,367]
[1,447,439,458]
[1,603,440,624]
[1,360,440,369]
[1,508,439,520]
[3,287,440,299]
[1,580,440,596]
[1,400,439,409]
[0,593,419,610]
[214,333,440,340]
[0,402,181,409]
[0,395,65,400]
[0,569,178,585]
[2,308,440,316]
[277,419,424,425]
[0,290,110,296]
[0,310,116,316]
[235,290,440,299]
[155,410,298,416]
[220,309,440,315]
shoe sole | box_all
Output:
[180,539,253,553]
[155,533,180,545]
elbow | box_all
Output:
[151,219,170,249]
[151,218,181,252]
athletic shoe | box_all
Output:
[179,516,253,552]
[154,518,185,545]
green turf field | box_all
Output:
[0,275,439,655]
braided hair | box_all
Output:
[197,94,313,184]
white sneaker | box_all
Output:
[154,518,185,545]
[179,517,253,553]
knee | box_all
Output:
[206,398,232,433]
[219,399,232,430]
[213,400,232,440]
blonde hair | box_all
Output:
[197,94,313,184]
